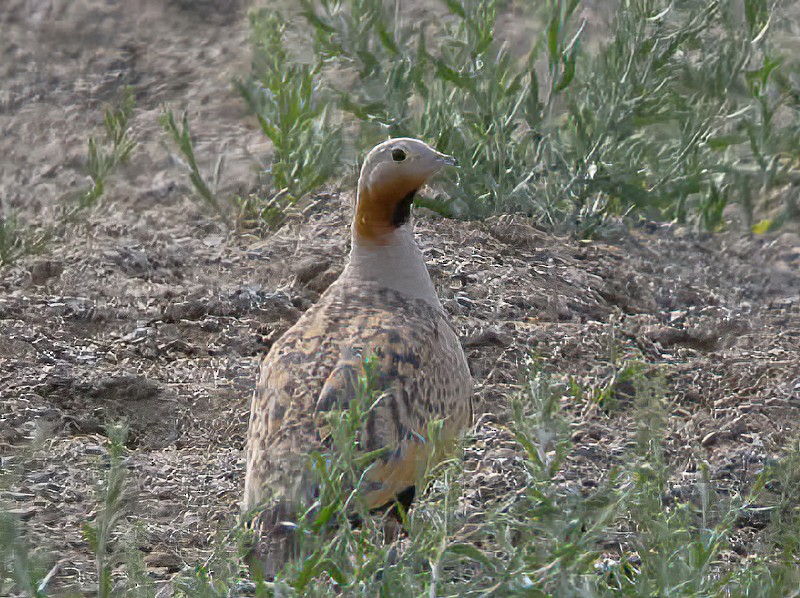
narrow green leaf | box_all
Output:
[555,50,577,92]
[444,0,466,18]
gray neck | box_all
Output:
[346,224,442,309]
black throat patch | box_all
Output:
[391,189,417,228]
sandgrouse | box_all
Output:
[243,138,473,577]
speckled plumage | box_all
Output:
[242,138,472,577]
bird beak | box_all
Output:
[438,153,458,167]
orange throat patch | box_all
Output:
[353,185,418,244]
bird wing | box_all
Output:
[311,330,460,510]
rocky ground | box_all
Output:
[1,1,799,595]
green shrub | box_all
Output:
[245,0,800,233]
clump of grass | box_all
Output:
[611,365,730,594]
[299,0,558,218]
[165,8,345,232]
[558,0,798,233]
[81,423,133,598]
[160,108,225,216]
[80,87,137,210]
[299,0,423,137]
[232,190,290,233]
[255,358,799,596]
[165,0,797,233]
[228,360,616,595]
[159,108,290,232]
[238,9,342,206]
[448,362,622,595]
[0,213,51,267]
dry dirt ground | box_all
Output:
[1,1,799,595]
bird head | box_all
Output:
[354,138,456,244]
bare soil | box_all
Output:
[1,1,799,595]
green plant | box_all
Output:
[0,510,49,597]
[299,0,423,138]
[7,360,800,595]
[232,192,288,232]
[245,360,619,595]
[297,0,567,218]
[81,87,137,209]
[81,423,131,598]
[238,9,342,209]
[170,525,253,598]
[290,0,799,232]
[762,440,800,566]
[160,109,224,216]
[615,366,723,594]
[0,212,51,267]
[186,357,797,596]
[0,90,136,269]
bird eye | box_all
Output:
[391,148,406,162]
